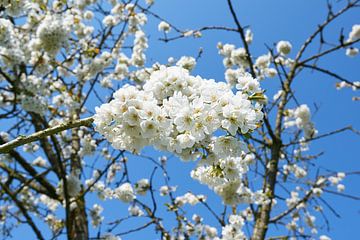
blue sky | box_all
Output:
[7,0,360,239]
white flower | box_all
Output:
[45,214,63,233]
[245,29,253,44]
[83,11,94,20]
[176,56,196,71]
[319,235,331,240]
[32,156,47,167]
[128,205,144,216]
[174,109,195,132]
[114,183,135,202]
[236,73,261,93]
[346,47,359,57]
[177,133,196,150]
[90,204,104,227]
[337,184,345,192]
[276,40,292,55]
[102,233,121,240]
[159,185,176,196]
[135,179,150,195]
[140,120,158,137]
[273,90,284,101]
[348,24,360,42]
[255,54,271,69]
[21,95,47,115]
[103,15,117,26]
[175,192,203,206]
[266,68,277,78]
[312,187,323,196]
[158,21,171,33]
[285,104,317,139]
[337,172,346,179]
[36,15,69,55]
[204,226,218,238]
[39,195,59,211]
[225,68,244,87]
[57,175,82,198]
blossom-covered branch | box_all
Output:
[0,117,94,153]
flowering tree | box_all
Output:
[0,0,359,239]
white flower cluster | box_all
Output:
[328,172,346,192]
[159,185,177,196]
[0,18,24,65]
[131,30,148,67]
[79,132,97,157]
[39,194,59,212]
[345,24,360,57]
[20,95,47,115]
[85,179,114,200]
[0,0,29,16]
[106,163,122,184]
[175,214,218,239]
[347,24,360,42]
[174,192,206,207]
[221,215,246,240]
[32,156,47,167]
[286,191,301,209]
[218,43,249,69]
[45,214,64,233]
[90,204,104,227]
[94,66,264,203]
[191,137,264,205]
[128,205,144,216]
[35,14,70,55]
[134,178,150,195]
[336,81,360,91]
[219,42,277,80]
[94,66,264,158]
[57,175,82,198]
[176,56,196,71]
[284,104,317,140]
[0,19,15,48]
[101,233,121,240]
[23,142,40,153]
[283,164,307,178]
[114,183,136,203]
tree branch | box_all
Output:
[0,117,94,154]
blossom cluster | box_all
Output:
[284,104,317,140]
[221,215,246,240]
[345,24,360,57]
[218,42,278,81]
[94,66,264,156]
[191,137,266,205]
[94,65,265,204]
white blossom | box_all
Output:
[348,24,360,42]
[158,21,171,33]
[276,40,292,55]
[114,183,135,202]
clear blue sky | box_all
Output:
[9,0,360,239]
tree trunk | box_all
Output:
[68,110,89,240]
[68,196,89,240]
[252,139,282,240]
